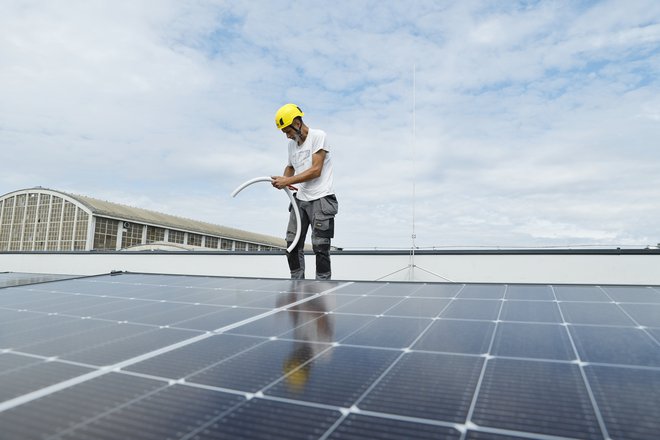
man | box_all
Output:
[271,103,338,280]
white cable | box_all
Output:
[231,176,301,254]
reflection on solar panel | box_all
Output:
[0,272,79,288]
[0,274,659,439]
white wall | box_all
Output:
[1,251,659,285]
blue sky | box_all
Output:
[2,0,659,249]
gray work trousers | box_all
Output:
[286,194,338,280]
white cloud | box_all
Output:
[1,0,659,249]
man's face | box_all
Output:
[281,119,302,143]
[281,125,297,140]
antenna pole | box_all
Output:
[410,63,417,280]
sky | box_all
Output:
[1,0,660,249]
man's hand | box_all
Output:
[271,176,298,191]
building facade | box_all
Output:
[0,188,286,252]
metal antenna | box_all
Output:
[409,63,417,280]
[375,64,454,283]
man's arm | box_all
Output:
[272,150,326,189]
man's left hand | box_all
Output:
[271,176,297,191]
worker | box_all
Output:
[271,103,338,280]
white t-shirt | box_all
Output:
[287,128,335,201]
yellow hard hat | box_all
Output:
[275,103,304,130]
[283,347,312,392]
[284,363,311,393]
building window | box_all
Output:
[146,226,165,243]
[21,194,38,250]
[0,192,93,251]
[168,230,184,244]
[187,233,202,247]
[0,197,13,251]
[248,243,259,251]
[235,241,247,251]
[204,236,218,249]
[47,198,63,250]
[93,217,118,250]
[74,211,89,250]
[220,238,233,250]
[34,195,51,250]
[121,222,143,249]
[9,194,26,251]
[59,201,77,250]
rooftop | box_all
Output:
[0,250,659,439]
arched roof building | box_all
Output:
[0,188,286,252]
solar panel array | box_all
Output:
[0,273,659,439]
[0,272,77,288]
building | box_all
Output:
[0,187,286,252]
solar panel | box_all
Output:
[0,272,79,288]
[0,273,659,439]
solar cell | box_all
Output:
[499,300,563,323]
[359,352,484,422]
[620,303,660,326]
[490,322,575,360]
[413,319,495,354]
[586,365,660,440]
[504,284,554,300]
[328,413,461,439]
[472,358,602,439]
[341,316,432,348]
[383,297,451,317]
[0,273,658,439]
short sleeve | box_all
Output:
[311,130,328,154]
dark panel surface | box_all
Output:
[569,325,660,367]
[413,319,495,354]
[0,272,78,288]
[125,334,265,379]
[499,300,562,323]
[601,286,660,303]
[359,352,484,422]
[586,365,660,440]
[328,413,461,439]
[0,373,166,440]
[59,385,245,440]
[491,322,575,360]
[559,302,635,325]
[226,310,324,337]
[412,283,463,297]
[383,297,451,317]
[192,398,340,440]
[440,299,501,320]
[340,316,431,349]
[187,339,332,393]
[505,284,554,300]
[554,285,609,301]
[465,431,534,439]
[0,273,658,440]
[333,295,403,315]
[472,358,602,439]
[618,303,660,327]
[458,284,506,299]
[278,312,375,342]
[0,361,93,402]
[264,345,401,407]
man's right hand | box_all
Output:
[271,176,298,191]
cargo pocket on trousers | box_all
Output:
[319,194,338,216]
[313,214,334,239]
[315,195,337,239]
